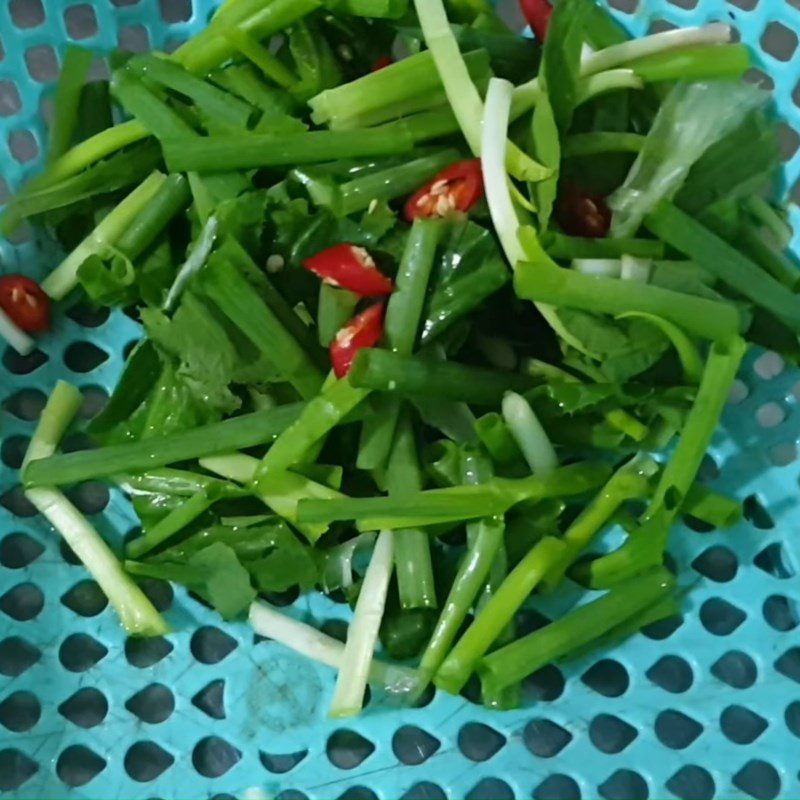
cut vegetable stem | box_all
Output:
[478,568,675,693]
[24,403,304,487]
[434,536,566,693]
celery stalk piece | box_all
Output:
[416,516,505,688]
[386,410,437,611]
[249,601,418,694]
[329,530,395,717]
[125,55,254,129]
[174,0,322,77]
[586,337,747,587]
[541,453,658,591]
[42,171,167,300]
[24,381,168,637]
[112,77,197,140]
[335,150,460,217]
[126,492,214,559]
[1,0,319,204]
[349,348,538,405]
[548,233,663,260]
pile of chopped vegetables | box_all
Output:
[5,0,797,716]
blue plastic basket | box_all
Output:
[2,0,800,798]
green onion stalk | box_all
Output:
[349,349,537,406]
[386,411,437,611]
[201,452,344,543]
[434,536,567,694]
[24,403,304,487]
[297,460,612,530]
[583,337,747,588]
[249,600,419,695]
[23,382,168,637]
[478,568,676,695]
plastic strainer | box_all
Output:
[1,0,800,798]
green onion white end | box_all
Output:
[164,215,219,311]
[24,380,168,637]
[329,529,395,717]
[42,171,167,300]
[0,307,35,356]
[249,600,419,695]
[573,258,623,278]
[482,78,524,266]
[621,255,652,282]
[502,392,559,476]
[582,22,732,75]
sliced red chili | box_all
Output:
[555,185,612,239]
[330,301,385,378]
[371,55,394,72]
[519,0,553,42]
[404,159,484,222]
[0,274,51,333]
[303,244,394,296]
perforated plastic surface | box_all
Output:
[1,0,800,798]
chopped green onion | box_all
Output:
[479,568,675,693]
[249,600,417,694]
[0,308,35,357]
[256,378,370,476]
[514,258,742,343]
[434,536,566,693]
[502,392,558,476]
[24,381,168,637]
[646,201,800,333]
[349,349,537,406]
[162,128,415,173]
[563,132,646,157]
[414,0,550,182]
[329,530,395,717]
[297,461,612,530]
[48,47,94,164]
[24,403,304,487]
[42,172,166,300]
